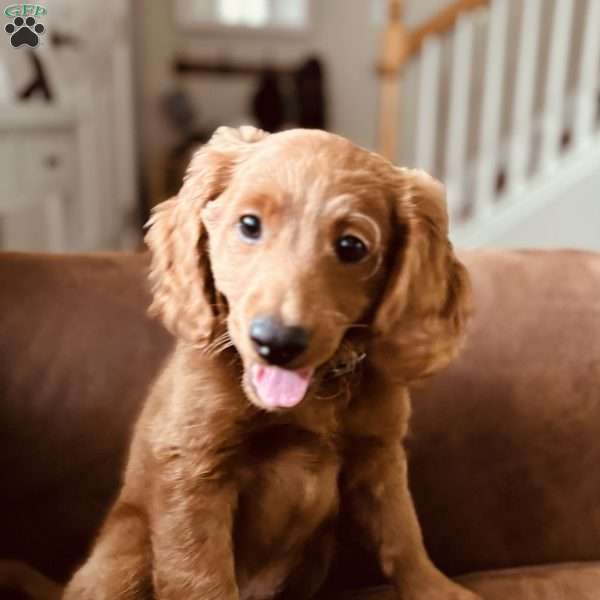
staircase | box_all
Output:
[378,0,600,249]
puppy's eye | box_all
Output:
[335,235,368,263]
[239,214,262,241]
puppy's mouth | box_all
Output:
[248,364,314,410]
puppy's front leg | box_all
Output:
[151,474,238,600]
[347,442,480,600]
[344,374,480,600]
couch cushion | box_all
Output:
[459,562,600,599]
[409,250,600,575]
[0,252,173,581]
[331,562,600,599]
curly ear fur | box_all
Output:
[373,168,472,383]
[145,126,268,342]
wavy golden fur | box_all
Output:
[60,127,477,600]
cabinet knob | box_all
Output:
[44,155,61,169]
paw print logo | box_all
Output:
[5,16,45,48]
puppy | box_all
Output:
[63,127,478,600]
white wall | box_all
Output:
[133,0,385,206]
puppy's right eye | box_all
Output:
[335,235,368,263]
[238,214,262,241]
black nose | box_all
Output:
[249,316,309,366]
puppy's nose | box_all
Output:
[249,316,309,366]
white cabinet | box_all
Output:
[0,107,77,251]
[0,0,138,252]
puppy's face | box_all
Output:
[146,127,470,412]
[202,133,393,410]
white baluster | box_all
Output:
[508,0,542,191]
[415,36,442,174]
[474,0,509,219]
[574,0,600,147]
[540,0,575,170]
[444,13,474,218]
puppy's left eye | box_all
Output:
[335,235,368,263]
[239,214,262,241]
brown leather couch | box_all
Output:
[1,249,599,599]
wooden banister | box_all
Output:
[406,0,488,60]
[377,0,489,158]
[378,0,408,160]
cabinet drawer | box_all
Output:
[0,132,76,251]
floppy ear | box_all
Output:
[372,168,472,383]
[145,125,268,342]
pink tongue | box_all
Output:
[251,365,313,409]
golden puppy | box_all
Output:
[64,127,478,600]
